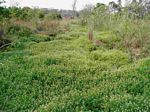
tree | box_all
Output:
[127,0,145,19]
[0,0,10,19]
[118,0,122,6]
[139,0,142,4]
[72,0,77,17]
[0,0,5,5]
[144,0,150,13]
[109,1,120,13]
[93,3,110,30]
[45,12,62,20]
[79,4,94,25]
[132,0,137,3]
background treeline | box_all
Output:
[0,5,62,20]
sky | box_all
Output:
[4,0,119,10]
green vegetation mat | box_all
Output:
[0,24,150,112]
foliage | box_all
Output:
[90,49,129,66]
[79,4,94,26]
[0,7,10,20]
[36,20,61,36]
[45,12,62,20]
[7,24,32,37]
[0,0,150,111]
[0,24,150,111]
[78,1,150,60]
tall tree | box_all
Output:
[139,0,142,4]
[118,0,122,6]
[132,0,137,3]
[145,0,150,12]
[0,0,5,5]
[72,0,77,17]
[109,1,120,13]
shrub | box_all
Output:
[90,50,129,66]
[0,7,10,20]
[10,40,26,49]
[44,58,60,65]
[29,34,51,42]
[36,20,61,36]
[114,19,150,61]
[56,34,72,40]
[0,20,11,50]
[45,12,62,20]
[7,24,32,37]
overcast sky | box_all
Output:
[4,0,119,10]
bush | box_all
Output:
[114,19,150,60]
[36,20,61,36]
[29,34,51,42]
[7,24,32,37]
[45,12,62,20]
[90,50,129,66]
[0,20,11,50]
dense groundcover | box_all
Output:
[0,24,150,112]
